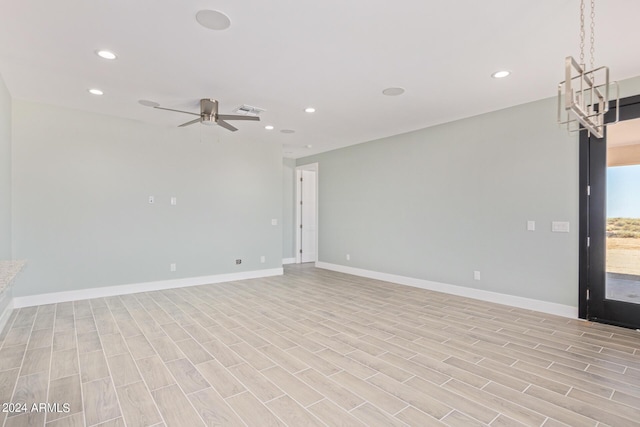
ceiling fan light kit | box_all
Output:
[557,0,618,139]
[153,98,260,132]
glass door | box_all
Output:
[580,96,640,329]
[606,131,640,305]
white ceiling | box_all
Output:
[1,0,640,158]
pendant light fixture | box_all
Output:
[557,0,618,139]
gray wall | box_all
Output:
[282,158,296,260]
[0,74,11,259]
[299,76,640,308]
[11,100,283,297]
[300,97,580,306]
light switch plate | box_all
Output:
[527,220,535,231]
[552,221,570,233]
[271,219,278,226]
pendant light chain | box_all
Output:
[579,0,597,70]
[590,0,595,71]
[579,0,585,66]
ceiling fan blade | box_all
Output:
[217,114,260,121]
[154,106,201,116]
[216,120,238,132]
[201,99,218,116]
[178,117,202,127]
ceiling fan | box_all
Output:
[154,99,260,132]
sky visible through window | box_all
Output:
[607,164,640,218]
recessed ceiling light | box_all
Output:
[96,50,117,60]
[138,99,159,107]
[196,10,231,30]
[304,107,316,113]
[491,70,511,79]
[88,88,103,95]
[306,145,312,148]
[281,129,295,134]
[265,125,274,130]
[382,87,405,96]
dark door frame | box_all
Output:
[579,94,640,326]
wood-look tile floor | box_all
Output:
[1,264,640,426]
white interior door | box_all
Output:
[299,168,317,263]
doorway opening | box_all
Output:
[605,118,640,304]
[579,95,640,329]
[296,163,318,264]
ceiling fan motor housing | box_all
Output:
[201,99,218,125]
[201,114,216,125]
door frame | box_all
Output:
[579,94,640,326]
[295,163,319,264]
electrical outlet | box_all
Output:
[170,263,176,272]
[474,271,481,280]
[148,196,155,204]
[346,254,350,261]
[235,259,242,265]
[260,256,265,263]
[170,197,177,206]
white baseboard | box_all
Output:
[12,268,284,309]
[316,262,578,319]
[282,258,296,265]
